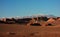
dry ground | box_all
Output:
[0,24,60,37]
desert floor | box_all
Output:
[0,24,60,37]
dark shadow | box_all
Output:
[38,17,48,21]
[16,18,32,24]
[47,23,53,26]
[9,32,16,35]
[30,33,34,36]
[0,20,5,24]
[30,23,41,26]
[5,18,15,24]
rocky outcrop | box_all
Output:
[0,16,60,26]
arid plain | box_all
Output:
[0,16,60,37]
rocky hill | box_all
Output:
[0,15,60,26]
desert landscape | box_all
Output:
[0,16,60,37]
[0,0,60,37]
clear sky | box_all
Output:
[0,0,60,17]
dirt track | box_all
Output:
[0,24,60,37]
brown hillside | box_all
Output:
[47,18,56,23]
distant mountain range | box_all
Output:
[0,14,57,19]
[22,14,57,18]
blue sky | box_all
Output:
[0,0,60,17]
